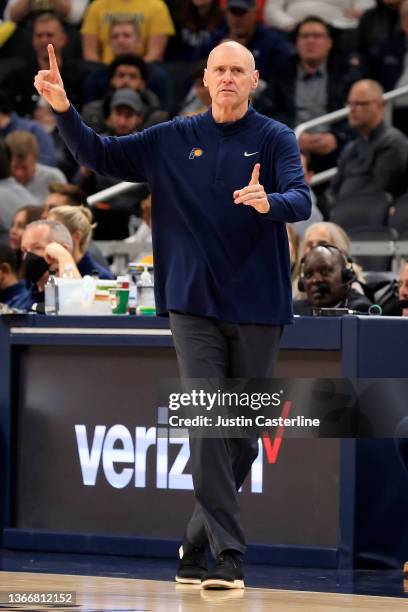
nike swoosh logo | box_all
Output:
[244,151,258,157]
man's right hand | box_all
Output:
[44,242,81,278]
[34,43,70,113]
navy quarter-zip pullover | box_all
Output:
[56,105,311,324]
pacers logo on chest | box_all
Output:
[189,147,204,159]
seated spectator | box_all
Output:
[82,17,172,110]
[82,55,167,133]
[256,16,359,174]
[77,91,149,240]
[81,0,175,64]
[264,0,374,32]
[104,90,145,135]
[42,182,110,270]
[0,140,38,242]
[43,182,87,217]
[399,259,408,316]
[294,220,366,296]
[327,79,408,203]
[21,219,80,304]
[109,14,143,56]
[5,131,67,202]
[82,88,146,138]
[47,205,113,279]
[368,0,408,135]
[0,90,56,167]
[293,244,372,314]
[218,0,265,21]
[0,12,97,118]
[166,0,225,61]
[4,0,88,25]
[9,205,44,272]
[195,0,291,79]
[179,60,212,116]
[0,243,32,309]
[357,0,401,60]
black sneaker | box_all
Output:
[201,551,245,589]
[175,545,208,584]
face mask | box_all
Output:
[24,252,50,284]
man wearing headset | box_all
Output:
[294,244,372,314]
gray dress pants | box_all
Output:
[169,311,282,558]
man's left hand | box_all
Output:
[233,163,270,214]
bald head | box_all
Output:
[204,41,259,122]
[207,41,255,71]
[348,79,385,135]
[302,245,348,307]
[350,79,384,100]
[306,244,344,266]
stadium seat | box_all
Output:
[348,225,398,271]
[331,190,391,230]
[389,193,408,236]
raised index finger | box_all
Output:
[249,162,260,185]
[48,43,59,74]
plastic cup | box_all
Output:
[109,288,129,314]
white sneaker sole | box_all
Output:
[175,575,202,585]
[176,544,206,585]
[201,578,245,590]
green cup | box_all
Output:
[109,288,129,314]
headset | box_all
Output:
[297,243,356,293]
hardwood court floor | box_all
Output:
[1,572,408,612]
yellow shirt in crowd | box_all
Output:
[81,0,175,64]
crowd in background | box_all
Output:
[0,0,408,314]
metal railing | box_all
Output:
[93,238,408,276]
[294,83,408,187]
[87,181,139,206]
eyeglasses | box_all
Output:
[347,100,378,108]
[297,32,329,40]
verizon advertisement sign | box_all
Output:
[75,423,263,493]
[15,346,339,547]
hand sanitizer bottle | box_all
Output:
[136,266,155,315]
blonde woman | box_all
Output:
[48,205,113,279]
[299,222,352,260]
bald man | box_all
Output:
[34,41,311,590]
[329,79,408,202]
